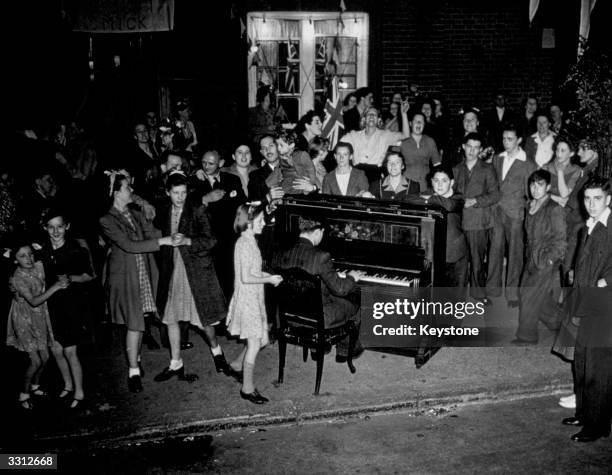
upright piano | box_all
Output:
[274,193,448,368]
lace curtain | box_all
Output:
[249,18,300,40]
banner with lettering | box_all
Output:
[73,0,174,33]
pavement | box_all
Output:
[55,396,612,474]
[1,294,577,452]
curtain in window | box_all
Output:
[249,18,300,40]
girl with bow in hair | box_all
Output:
[99,171,174,393]
[6,241,69,409]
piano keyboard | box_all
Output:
[336,268,419,288]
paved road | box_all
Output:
[57,395,610,474]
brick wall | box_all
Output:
[379,0,555,118]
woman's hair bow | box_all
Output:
[104,169,131,196]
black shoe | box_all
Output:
[213,353,230,374]
[128,375,143,393]
[240,389,269,404]
[507,300,520,308]
[511,338,537,346]
[562,417,583,426]
[180,342,194,350]
[154,366,199,383]
[336,344,366,363]
[226,367,243,383]
[143,335,160,350]
[571,429,609,442]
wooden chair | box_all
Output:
[275,267,357,395]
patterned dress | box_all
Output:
[162,206,203,328]
[226,230,268,341]
[121,209,156,314]
[6,262,54,352]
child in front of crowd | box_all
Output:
[226,205,283,404]
[6,242,69,409]
[39,210,94,409]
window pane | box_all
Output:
[276,97,299,124]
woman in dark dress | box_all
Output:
[39,210,95,408]
[154,172,234,382]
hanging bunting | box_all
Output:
[88,36,94,81]
[578,0,598,54]
[528,0,540,24]
[325,36,341,77]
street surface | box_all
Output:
[57,395,610,474]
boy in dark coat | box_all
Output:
[562,176,612,442]
[452,132,500,305]
[514,170,566,344]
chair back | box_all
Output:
[276,267,324,329]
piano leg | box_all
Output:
[347,321,357,374]
[314,343,326,396]
[278,333,287,384]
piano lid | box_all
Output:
[282,193,447,219]
[276,194,447,276]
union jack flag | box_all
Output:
[321,76,344,148]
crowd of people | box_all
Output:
[2,87,611,442]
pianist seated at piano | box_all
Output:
[272,217,366,363]
[415,166,468,289]
[321,142,372,198]
[368,147,420,200]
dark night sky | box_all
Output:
[7,0,610,133]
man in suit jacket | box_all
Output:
[484,93,515,153]
[190,150,246,299]
[272,219,365,362]
[453,133,500,304]
[515,170,566,344]
[564,141,601,274]
[563,177,612,442]
[488,126,537,305]
[321,142,370,197]
[248,135,282,203]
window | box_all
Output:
[247,12,369,123]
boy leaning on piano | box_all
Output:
[413,165,468,290]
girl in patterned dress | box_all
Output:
[226,205,283,404]
[100,172,174,393]
[6,242,69,409]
